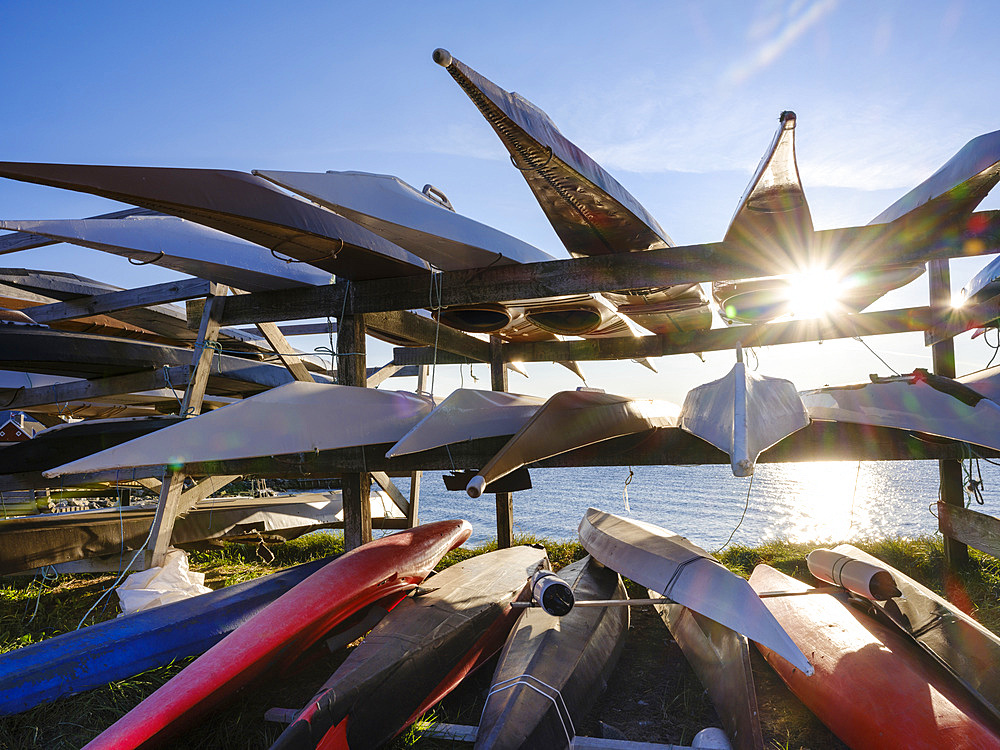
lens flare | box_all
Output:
[788,269,840,319]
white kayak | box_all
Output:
[386,388,545,458]
[800,369,1000,453]
[255,169,555,270]
[680,350,809,476]
[466,390,679,498]
[46,383,435,476]
[578,508,812,676]
[0,215,333,291]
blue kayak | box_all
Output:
[0,555,335,715]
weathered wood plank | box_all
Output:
[338,313,371,550]
[937,502,1000,559]
[165,422,1000,479]
[366,363,402,388]
[147,469,186,568]
[25,278,215,323]
[202,212,1000,326]
[924,292,1000,345]
[365,309,491,361]
[180,290,227,415]
[395,306,934,365]
[0,366,191,409]
[254,320,315,383]
[370,471,409,516]
[929,259,969,568]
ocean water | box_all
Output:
[404,459,1000,552]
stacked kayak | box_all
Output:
[749,564,1000,750]
[476,555,629,749]
[269,544,548,749]
[82,519,471,749]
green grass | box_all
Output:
[0,532,997,749]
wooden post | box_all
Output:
[339,313,371,550]
[929,259,969,568]
[407,365,428,528]
[490,336,514,549]
[146,286,229,568]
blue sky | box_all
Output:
[1,1,998,404]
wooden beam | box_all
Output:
[25,278,215,324]
[395,306,935,365]
[146,470,185,568]
[364,310,491,361]
[0,366,190,410]
[407,365,428,528]
[929,259,969,568]
[168,422,1000,479]
[924,292,1000,345]
[338,313,371,550]
[148,289,228,567]
[937,502,1000,560]
[254,321,315,383]
[490,335,513,549]
[370,471,409,516]
[180,289,227,416]
[202,212,1000,326]
[366,363,402,388]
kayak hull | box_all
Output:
[748,564,1000,750]
[83,519,471,749]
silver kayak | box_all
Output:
[578,508,812,676]
[46,383,435,475]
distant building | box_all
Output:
[0,416,30,446]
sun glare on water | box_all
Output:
[757,461,871,543]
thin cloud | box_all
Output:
[723,0,840,88]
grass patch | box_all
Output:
[0,532,996,748]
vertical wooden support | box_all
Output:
[147,285,227,568]
[490,336,514,549]
[339,313,371,550]
[929,259,969,568]
[407,365,429,528]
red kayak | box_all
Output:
[749,564,1000,750]
[83,519,472,749]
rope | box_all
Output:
[622,466,634,513]
[485,674,574,746]
[718,472,754,551]
[428,271,443,397]
[271,237,343,264]
[76,518,158,630]
[848,460,861,531]
[128,251,165,266]
[985,327,1000,370]
[23,566,58,625]
[853,336,899,375]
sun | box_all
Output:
[787,269,841,319]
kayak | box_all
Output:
[269,544,548,749]
[748,564,1000,750]
[82,519,472,749]
[578,508,811,676]
[476,555,628,749]
[829,543,1000,724]
[0,556,333,715]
